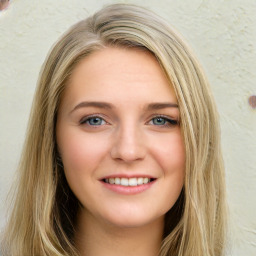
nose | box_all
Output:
[110,124,146,163]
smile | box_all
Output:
[103,177,155,186]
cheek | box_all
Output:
[151,131,186,174]
[156,133,185,211]
[57,129,109,176]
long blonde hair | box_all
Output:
[1,4,227,256]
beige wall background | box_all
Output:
[0,0,255,255]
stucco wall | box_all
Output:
[0,0,255,255]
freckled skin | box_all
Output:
[56,47,185,230]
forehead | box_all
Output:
[61,47,177,107]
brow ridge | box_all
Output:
[146,102,179,110]
[70,101,114,114]
[70,101,179,114]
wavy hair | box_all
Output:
[1,4,227,256]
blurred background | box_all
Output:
[0,0,255,255]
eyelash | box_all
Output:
[148,115,178,127]
[80,114,178,127]
[80,114,107,126]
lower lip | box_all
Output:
[101,180,156,195]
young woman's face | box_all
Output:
[56,47,185,229]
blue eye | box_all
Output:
[152,117,167,125]
[150,116,178,126]
[81,116,106,126]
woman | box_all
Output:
[1,4,227,256]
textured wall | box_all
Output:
[0,0,255,255]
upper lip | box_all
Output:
[99,174,157,180]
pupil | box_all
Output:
[90,117,101,125]
[154,117,165,125]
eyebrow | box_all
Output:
[70,101,114,114]
[146,102,179,110]
[69,101,179,114]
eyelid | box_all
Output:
[79,114,108,125]
[147,114,179,126]
[79,113,178,126]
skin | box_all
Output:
[56,47,185,256]
[0,0,9,11]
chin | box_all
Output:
[101,209,164,229]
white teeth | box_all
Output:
[128,178,137,186]
[143,178,149,184]
[104,177,153,186]
[137,177,144,185]
[115,177,121,185]
[121,178,129,186]
[109,178,115,184]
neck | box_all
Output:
[75,209,164,256]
